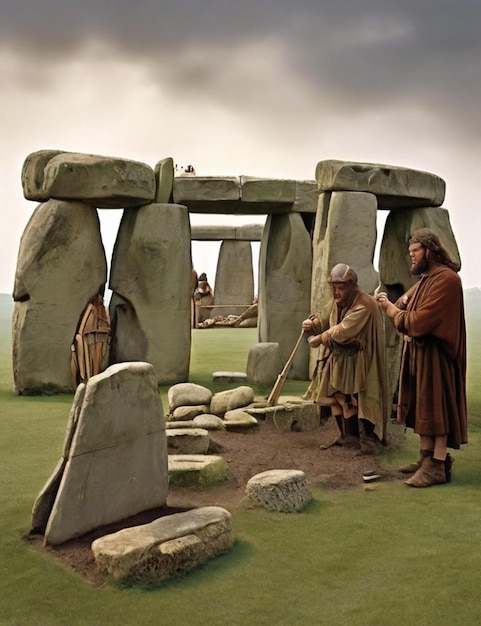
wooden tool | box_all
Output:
[266,329,306,406]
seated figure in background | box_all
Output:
[193,272,214,325]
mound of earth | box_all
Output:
[27,417,404,586]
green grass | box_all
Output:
[1,292,481,625]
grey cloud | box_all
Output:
[3,0,481,143]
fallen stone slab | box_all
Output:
[212,371,247,384]
[223,409,259,429]
[168,455,232,487]
[262,401,320,432]
[172,405,210,421]
[245,469,312,512]
[210,386,255,417]
[192,414,226,430]
[315,159,445,209]
[168,383,213,413]
[165,420,193,429]
[166,428,210,455]
[91,506,234,583]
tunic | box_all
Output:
[306,290,388,441]
[392,262,467,449]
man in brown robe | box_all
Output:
[377,228,467,487]
[302,263,388,454]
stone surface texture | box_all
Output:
[315,159,446,209]
[36,362,168,545]
[209,386,255,417]
[245,469,312,512]
[91,506,233,583]
[168,383,213,413]
[108,203,191,384]
[168,455,232,487]
[12,199,107,394]
[22,151,155,209]
[258,212,312,380]
[246,342,282,386]
[213,240,255,317]
[166,428,210,454]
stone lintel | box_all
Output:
[191,224,264,241]
[22,150,156,209]
[240,176,296,203]
[292,180,319,213]
[315,159,445,209]
[173,176,296,214]
[173,176,241,203]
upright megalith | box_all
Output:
[313,191,379,309]
[379,206,461,300]
[33,362,168,546]
[258,212,312,380]
[154,157,174,203]
[214,240,255,317]
[12,199,107,394]
[109,203,192,384]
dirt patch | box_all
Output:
[26,417,404,586]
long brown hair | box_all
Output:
[409,228,461,272]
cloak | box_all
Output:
[392,262,467,448]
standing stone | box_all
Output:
[214,240,255,317]
[39,362,168,545]
[109,203,192,384]
[258,212,312,380]
[246,342,282,386]
[154,157,174,203]
[12,199,107,394]
[379,206,461,300]
[315,191,379,308]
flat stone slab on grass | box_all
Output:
[247,401,320,432]
[166,428,210,454]
[168,455,232,487]
[223,409,259,429]
[212,371,248,384]
[91,506,233,583]
[245,469,312,513]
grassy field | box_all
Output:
[1,292,480,625]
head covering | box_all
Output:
[409,228,460,272]
[328,263,358,285]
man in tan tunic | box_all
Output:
[302,263,388,454]
[377,228,467,487]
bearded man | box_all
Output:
[302,263,388,455]
[377,228,467,487]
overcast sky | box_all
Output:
[1,0,480,295]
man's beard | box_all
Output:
[411,256,429,276]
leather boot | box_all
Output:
[404,456,447,488]
[445,453,454,483]
[399,449,433,474]
[356,419,381,455]
[321,415,359,449]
